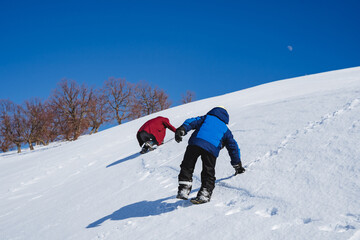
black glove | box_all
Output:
[233,162,245,175]
[175,126,186,143]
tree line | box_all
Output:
[0,78,196,153]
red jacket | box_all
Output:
[138,116,176,145]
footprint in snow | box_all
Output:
[139,172,150,181]
[272,217,316,231]
[255,207,278,218]
[302,217,312,224]
[319,213,360,233]
[225,208,242,216]
[319,224,356,233]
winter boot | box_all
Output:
[140,141,156,154]
[176,181,192,200]
[145,141,156,150]
[190,187,212,204]
[140,144,149,154]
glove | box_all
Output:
[175,126,186,143]
[233,162,245,175]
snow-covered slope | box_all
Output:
[1,67,360,240]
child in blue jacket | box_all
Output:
[175,106,245,204]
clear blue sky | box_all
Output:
[1,0,359,105]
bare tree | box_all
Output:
[0,100,15,152]
[128,101,143,120]
[181,90,196,104]
[103,77,134,125]
[0,100,25,153]
[131,81,172,118]
[155,88,171,110]
[40,101,61,145]
[21,99,48,150]
[88,89,110,134]
[0,133,13,152]
[132,81,155,117]
[49,79,93,141]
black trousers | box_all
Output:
[178,145,217,193]
[136,131,158,147]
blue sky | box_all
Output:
[1,0,359,105]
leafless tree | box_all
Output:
[128,101,143,120]
[49,79,93,141]
[40,101,61,145]
[0,100,25,153]
[0,100,15,152]
[132,81,155,117]
[21,98,49,150]
[130,81,171,119]
[155,88,172,110]
[88,89,110,134]
[0,133,13,152]
[181,90,196,104]
[103,77,134,125]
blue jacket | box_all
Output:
[181,107,241,166]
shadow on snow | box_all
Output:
[86,176,237,229]
[86,195,192,228]
[106,138,175,168]
[106,152,141,168]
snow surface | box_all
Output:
[1,67,360,240]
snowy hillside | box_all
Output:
[1,67,360,240]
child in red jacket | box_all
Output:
[137,116,176,153]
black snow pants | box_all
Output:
[178,145,217,193]
[136,131,158,147]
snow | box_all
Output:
[1,67,360,240]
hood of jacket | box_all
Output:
[207,107,229,124]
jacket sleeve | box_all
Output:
[181,115,205,133]
[163,118,177,132]
[223,129,241,166]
